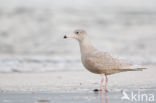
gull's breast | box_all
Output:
[81,56,105,74]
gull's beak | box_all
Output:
[63,34,75,39]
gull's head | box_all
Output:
[64,29,88,41]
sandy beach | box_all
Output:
[0,65,155,103]
[0,65,156,92]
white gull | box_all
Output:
[64,29,146,91]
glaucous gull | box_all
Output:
[64,29,146,92]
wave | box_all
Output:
[0,55,155,73]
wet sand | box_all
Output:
[0,90,155,103]
[0,65,156,103]
[0,65,155,92]
[0,88,155,103]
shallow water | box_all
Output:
[0,89,155,103]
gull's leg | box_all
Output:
[99,74,104,91]
[104,75,108,92]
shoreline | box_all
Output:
[0,65,155,93]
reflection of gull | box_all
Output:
[64,29,147,91]
[121,90,130,100]
[99,90,108,103]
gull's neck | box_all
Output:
[79,37,96,56]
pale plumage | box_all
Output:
[64,29,146,91]
[81,50,146,75]
[82,50,133,75]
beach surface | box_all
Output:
[0,65,156,103]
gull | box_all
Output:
[64,29,146,91]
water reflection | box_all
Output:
[100,91,108,103]
[94,90,108,103]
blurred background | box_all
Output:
[0,0,156,72]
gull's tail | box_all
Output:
[128,65,147,71]
[134,67,147,71]
[119,65,147,72]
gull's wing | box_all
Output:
[84,50,145,71]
